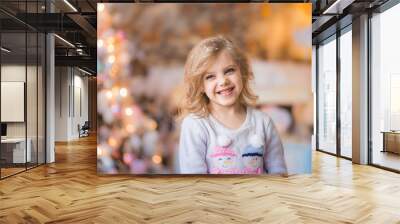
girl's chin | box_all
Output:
[217,93,238,100]
[212,99,237,107]
[208,94,241,108]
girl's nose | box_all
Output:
[217,76,229,86]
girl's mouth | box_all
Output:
[216,87,234,96]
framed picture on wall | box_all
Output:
[97,3,313,175]
[1,81,25,122]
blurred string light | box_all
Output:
[119,87,128,97]
[108,137,118,148]
[123,153,134,165]
[106,90,113,99]
[108,55,115,63]
[97,5,164,174]
[125,107,133,116]
[107,44,115,53]
[98,39,104,48]
[146,119,158,131]
[97,145,103,156]
[152,155,162,164]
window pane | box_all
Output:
[38,32,45,165]
[318,37,337,154]
[1,30,27,177]
[371,3,400,171]
[340,29,352,158]
[27,31,38,169]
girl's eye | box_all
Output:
[225,68,235,74]
[205,74,215,80]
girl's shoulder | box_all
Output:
[181,113,209,128]
[248,107,273,125]
[182,113,207,122]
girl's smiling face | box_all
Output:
[202,50,243,109]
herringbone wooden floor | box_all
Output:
[1,135,400,224]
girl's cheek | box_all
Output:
[207,82,216,92]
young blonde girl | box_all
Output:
[179,36,287,175]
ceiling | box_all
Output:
[1,0,393,72]
[0,0,98,73]
[312,0,390,44]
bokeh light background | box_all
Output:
[97,3,312,174]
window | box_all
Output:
[371,2,400,171]
[339,28,352,158]
[0,1,46,179]
[317,36,337,154]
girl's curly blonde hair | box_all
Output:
[179,35,258,119]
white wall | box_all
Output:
[55,67,69,141]
[55,67,89,141]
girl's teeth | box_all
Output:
[219,88,233,95]
[220,89,232,95]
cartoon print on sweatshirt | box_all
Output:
[241,134,264,174]
[209,135,238,174]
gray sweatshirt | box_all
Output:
[178,107,287,174]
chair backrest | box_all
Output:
[82,121,90,129]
